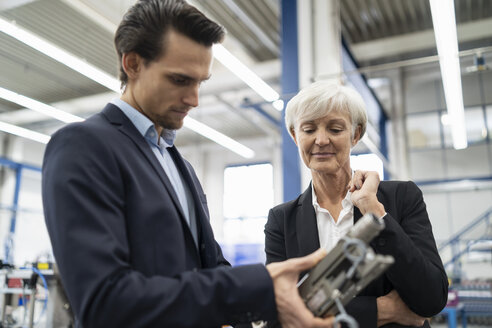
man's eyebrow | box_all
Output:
[169,72,211,82]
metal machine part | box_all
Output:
[298,213,395,327]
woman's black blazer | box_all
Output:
[265,180,448,328]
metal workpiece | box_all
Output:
[298,213,394,327]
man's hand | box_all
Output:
[266,249,335,328]
[377,290,427,327]
[349,171,385,217]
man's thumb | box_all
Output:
[291,248,327,272]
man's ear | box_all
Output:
[352,125,362,146]
[122,52,141,80]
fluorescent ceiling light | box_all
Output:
[0,16,255,158]
[0,121,50,144]
[0,85,255,157]
[429,0,467,149]
[0,86,83,123]
[213,44,281,108]
[184,117,255,158]
[272,99,284,111]
[0,16,120,93]
[0,84,256,157]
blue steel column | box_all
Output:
[5,165,22,264]
[281,0,301,202]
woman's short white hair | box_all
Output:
[285,81,367,141]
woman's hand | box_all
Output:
[349,170,386,217]
[376,290,427,327]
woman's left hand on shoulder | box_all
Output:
[349,170,386,217]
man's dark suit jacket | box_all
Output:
[265,181,448,328]
[42,104,276,328]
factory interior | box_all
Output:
[0,0,491,327]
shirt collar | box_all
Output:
[110,98,176,148]
[311,181,353,211]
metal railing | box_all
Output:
[437,207,492,279]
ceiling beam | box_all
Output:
[221,0,278,56]
[351,17,492,61]
[0,0,36,11]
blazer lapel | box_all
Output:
[169,146,215,266]
[296,183,383,257]
[101,104,187,222]
[296,185,321,256]
[354,206,363,223]
[167,147,205,231]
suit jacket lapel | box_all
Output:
[169,146,217,267]
[101,104,187,223]
[296,183,383,257]
[167,147,205,232]
[354,206,363,223]
[296,185,321,256]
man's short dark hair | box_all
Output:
[114,0,225,88]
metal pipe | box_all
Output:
[28,287,36,328]
[316,45,492,79]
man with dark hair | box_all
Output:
[42,0,334,327]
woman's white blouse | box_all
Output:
[312,184,354,252]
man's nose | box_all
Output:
[183,85,199,108]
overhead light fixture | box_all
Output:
[0,121,50,144]
[0,86,83,123]
[0,84,255,157]
[429,0,467,149]
[272,99,284,111]
[184,117,255,158]
[0,16,255,158]
[0,85,255,157]
[0,17,121,93]
[213,44,282,110]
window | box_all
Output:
[350,154,384,180]
[221,163,274,265]
[443,106,486,147]
[486,105,492,139]
[406,112,442,149]
[0,166,50,266]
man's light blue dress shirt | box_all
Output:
[111,98,198,245]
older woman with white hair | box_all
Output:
[265,81,448,327]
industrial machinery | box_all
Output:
[0,265,47,328]
[0,262,73,328]
[298,213,394,328]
